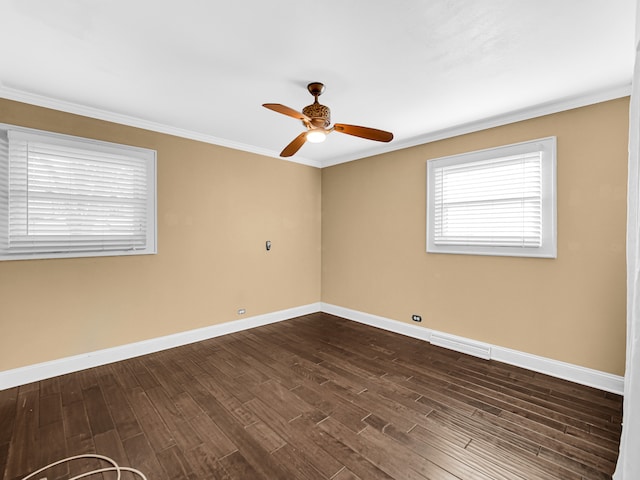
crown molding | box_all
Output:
[0,84,323,169]
[321,83,632,168]
[1,83,630,170]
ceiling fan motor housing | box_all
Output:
[302,103,331,128]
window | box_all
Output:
[426,137,556,258]
[0,124,156,261]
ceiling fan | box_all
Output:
[263,82,394,157]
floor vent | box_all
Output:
[430,332,492,360]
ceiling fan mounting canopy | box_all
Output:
[262,81,393,157]
[306,82,325,97]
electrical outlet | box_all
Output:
[237,308,246,315]
[412,314,422,322]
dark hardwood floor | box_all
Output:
[0,313,623,479]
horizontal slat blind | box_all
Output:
[433,152,543,247]
[0,132,8,253]
[4,130,150,256]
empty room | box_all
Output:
[1,1,639,479]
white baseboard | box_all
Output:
[1,301,624,395]
[0,303,321,391]
[490,346,624,395]
[320,303,434,343]
[320,303,624,395]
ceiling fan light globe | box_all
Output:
[306,130,327,143]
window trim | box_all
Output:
[426,137,557,258]
[0,123,157,261]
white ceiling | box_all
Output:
[0,1,636,168]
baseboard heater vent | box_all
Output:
[430,332,492,360]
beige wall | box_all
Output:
[0,99,322,371]
[322,98,629,376]
[0,97,629,377]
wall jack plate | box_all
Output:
[412,314,422,322]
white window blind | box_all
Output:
[0,126,156,260]
[433,152,542,247]
[427,137,556,258]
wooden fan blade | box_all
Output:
[280,132,308,157]
[333,124,393,142]
[263,103,311,124]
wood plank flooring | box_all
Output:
[0,313,623,479]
